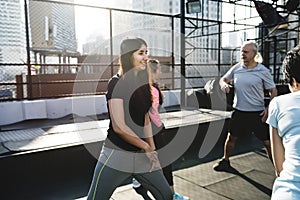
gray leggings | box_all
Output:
[87,146,173,200]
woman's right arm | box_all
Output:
[108,98,153,152]
[270,126,285,176]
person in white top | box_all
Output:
[267,45,300,200]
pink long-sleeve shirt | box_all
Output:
[149,85,163,127]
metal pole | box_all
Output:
[109,9,114,77]
[273,36,277,82]
[217,1,221,76]
[24,0,32,99]
[180,0,186,107]
[171,16,175,90]
[218,21,221,76]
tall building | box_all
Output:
[131,0,174,57]
[29,0,77,64]
[129,0,223,88]
[0,0,26,64]
[131,0,221,63]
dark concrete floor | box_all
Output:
[0,112,275,200]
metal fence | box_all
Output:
[0,0,298,101]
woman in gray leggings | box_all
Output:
[87,38,173,200]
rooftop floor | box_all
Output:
[0,108,275,199]
[109,151,274,200]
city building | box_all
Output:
[0,0,28,83]
[28,0,78,70]
[130,0,222,88]
[0,0,26,64]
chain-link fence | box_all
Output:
[0,0,298,101]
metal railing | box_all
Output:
[0,0,298,101]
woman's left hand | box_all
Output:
[146,150,161,172]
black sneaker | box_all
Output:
[133,186,152,200]
[213,158,231,171]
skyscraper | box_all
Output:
[131,0,174,57]
[131,0,221,64]
[29,0,77,63]
[0,0,26,63]
[131,0,222,88]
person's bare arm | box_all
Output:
[143,112,161,172]
[219,77,232,93]
[261,87,278,122]
[269,87,278,100]
[270,126,284,176]
[108,99,152,152]
[143,112,156,150]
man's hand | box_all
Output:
[221,83,233,93]
[260,107,268,123]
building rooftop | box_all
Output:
[0,108,275,199]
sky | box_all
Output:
[74,0,132,51]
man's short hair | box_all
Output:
[242,41,258,52]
